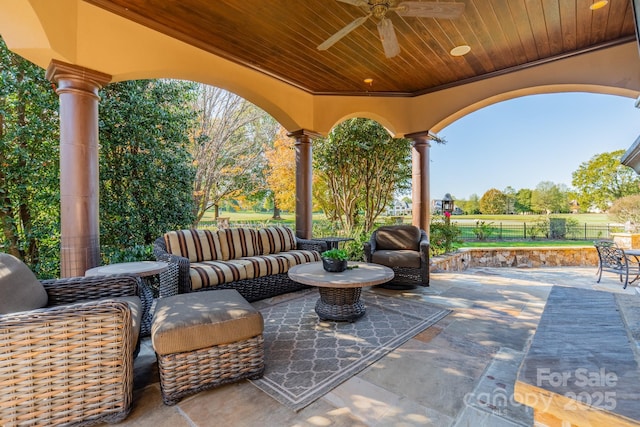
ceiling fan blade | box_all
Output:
[395,2,465,19]
[336,0,368,6]
[318,15,370,51]
[377,18,400,59]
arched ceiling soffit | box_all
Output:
[0,0,310,132]
[429,84,640,134]
[3,1,639,139]
[322,112,397,138]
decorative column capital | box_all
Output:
[287,129,322,143]
[46,60,112,98]
[405,130,432,147]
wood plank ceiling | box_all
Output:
[85,0,637,96]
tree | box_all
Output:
[466,193,481,214]
[514,188,532,214]
[0,37,60,276]
[608,194,640,231]
[99,79,197,247]
[314,118,412,232]
[572,150,640,212]
[264,127,296,218]
[530,181,569,214]
[190,85,277,222]
[479,189,506,214]
[503,186,516,214]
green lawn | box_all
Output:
[449,213,611,225]
[202,211,612,225]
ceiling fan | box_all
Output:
[317,0,465,59]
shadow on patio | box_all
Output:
[107,266,639,427]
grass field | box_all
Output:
[202,211,613,225]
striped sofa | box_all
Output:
[153,226,326,301]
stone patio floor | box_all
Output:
[102,266,640,427]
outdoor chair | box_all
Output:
[594,240,639,289]
[0,253,142,426]
[364,224,429,289]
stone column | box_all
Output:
[288,129,320,239]
[46,60,111,277]
[406,131,431,236]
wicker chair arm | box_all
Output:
[296,238,328,252]
[41,274,140,307]
[419,231,430,261]
[153,236,192,293]
[0,300,134,424]
[363,241,373,262]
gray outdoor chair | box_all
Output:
[364,224,429,289]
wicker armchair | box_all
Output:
[364,224,430,289]
[0,253,142,427]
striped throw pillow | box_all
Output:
[163,229,224,262]
[258,226,297,254]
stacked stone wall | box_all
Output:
[430,246,598,272]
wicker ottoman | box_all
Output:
[151,289,264,405]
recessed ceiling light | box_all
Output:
[590,1,608,10]
[450,45,471,57]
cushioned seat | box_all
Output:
[151,289,264,405]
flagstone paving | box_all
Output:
[105,266,639,427]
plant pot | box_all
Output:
[322,258,348,272]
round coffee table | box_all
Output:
[288,262,394,322]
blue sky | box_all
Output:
[430,92,640,201]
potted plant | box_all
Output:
[321,248,348,272]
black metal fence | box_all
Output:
[198,218,620,242]
[454,221,619,242]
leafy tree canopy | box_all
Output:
[571,149,640,212]
[531,181,569,214]
[314,118,411,232]
[479,188,506,214]
[0,37,60,276]
[99,79,197,247]
[608,194,640,231]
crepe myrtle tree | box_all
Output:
[313,118,412,233]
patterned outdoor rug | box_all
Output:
[250,290,451,411]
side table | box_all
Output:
[313,236,355,250]
[85,261,179,336]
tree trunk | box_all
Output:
[272,199,281,220]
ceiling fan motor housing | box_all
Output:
[370,1,394,19]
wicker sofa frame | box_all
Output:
[153,233,327,301]
[364,226,430,288]
[0,274,141,427]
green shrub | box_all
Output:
[101,244,154,264]
[430,217,462,255]
[472,220,494,241]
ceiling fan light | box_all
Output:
[589,1,608,10]
[450,45,471,56]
